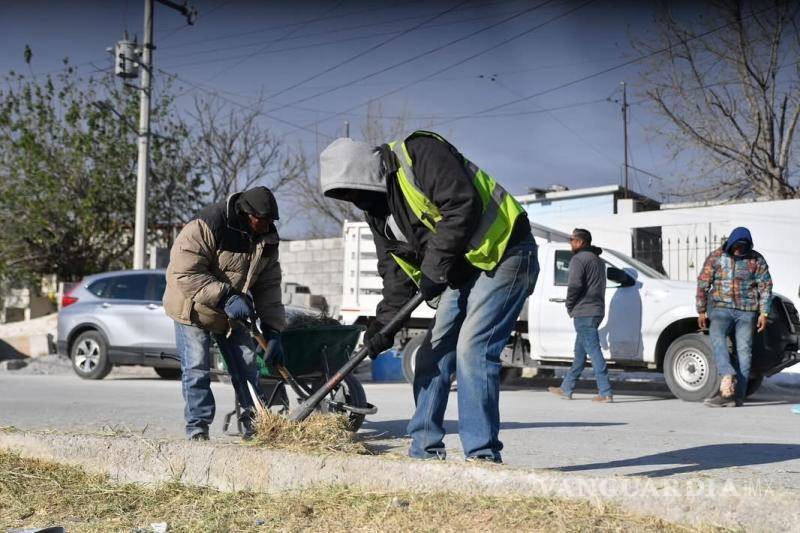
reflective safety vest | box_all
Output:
[387,130,524,285]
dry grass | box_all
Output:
[0,451,724,533]
[250,411,370,455]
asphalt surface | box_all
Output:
[1,371,799,491]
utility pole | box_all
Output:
[621,81,630,199]
[344,120,350,138]
[130,0,196,270]
[132,0,153,270]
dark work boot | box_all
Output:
[704,394,735,408]
[239,408,257,441]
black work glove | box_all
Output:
[363,320,394,359]
[261,328,286,367]
[420,273,447,301]
[224,293,255,322]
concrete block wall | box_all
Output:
[279,237,344,316]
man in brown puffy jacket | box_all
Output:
[163,186,286,440]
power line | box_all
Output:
[158,68,336,139]
[158,0,550,64]
[162,0,514,50]
[493,76,616,167]
[288,0,593,136]
[264,0,472,101]
[434,3,782,124]
[266,0,564,122]
[157,0,555,135]
[204,1,347,82]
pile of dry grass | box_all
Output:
[0,451,716,533]
[250,410,370,455]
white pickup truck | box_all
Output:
[340,222,800,401]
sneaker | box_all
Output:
[548,386,572,399]
[466,455,503,464]
[704,395,735,408]
[408,450,447,461]
[720,375,736,398]
[188,432,209,441]
[592,395,614,403]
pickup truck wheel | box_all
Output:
[746,375,764,397]
[663,333,719,401]
[401,334,424,384]
[70,330,112,380]
[401,335,458,387]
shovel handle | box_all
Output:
[288,292,425,423]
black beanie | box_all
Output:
[237,186,279,220]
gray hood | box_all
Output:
[319,137,384,200]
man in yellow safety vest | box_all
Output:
[320,130,538,463]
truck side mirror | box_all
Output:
[607,267,635,287]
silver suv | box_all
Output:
[57,270,180,379]
[57,270,310,380]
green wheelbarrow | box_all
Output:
[216,324,376,435]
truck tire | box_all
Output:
[663,333,720,401]
[70,330,112,380]
[401,334,517,385]
[401,334,425,384]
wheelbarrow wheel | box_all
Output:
[328,374,368,432]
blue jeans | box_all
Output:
[560,316,613,397]
[709,308,756,400]
[175,322,261,438]
[407,237,539,461]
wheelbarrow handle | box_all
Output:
[288,292,426,423]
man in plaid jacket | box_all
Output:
[696,226,772,407]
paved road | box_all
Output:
[2,372,799,490]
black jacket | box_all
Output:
[565,246,606,318]
[369,134,530,323]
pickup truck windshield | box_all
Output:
[604,249,668,280]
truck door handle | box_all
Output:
[549,298,566,303]
[146,303,160,310]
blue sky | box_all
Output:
[1,0,700,234]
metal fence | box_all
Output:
[633,229,728,282]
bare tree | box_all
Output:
[188,95,304,203]
[360,100,413,146]
[635,0,800,200]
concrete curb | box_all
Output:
[1,430,796,531]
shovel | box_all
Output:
[288,292,425,423]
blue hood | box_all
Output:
[724,226,753,253]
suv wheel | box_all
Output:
[70,330,112,380]
[663,333,719,401]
